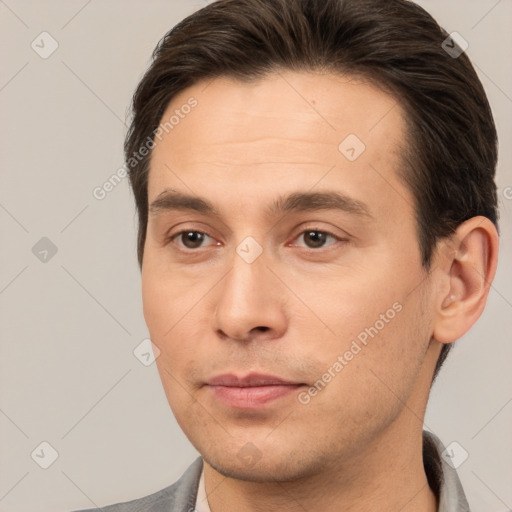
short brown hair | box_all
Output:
[125,0,499,379]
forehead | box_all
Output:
[148,71,408,210]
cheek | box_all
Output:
[143,282,209,374]
[153,318,206,423]
[289,260,430,398]
[142,257,206,337]
[330,286,430,408]
[286,264,403,349]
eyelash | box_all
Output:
[167,227,346,252]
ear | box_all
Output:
[433,216,499,344]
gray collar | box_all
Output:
[423,430,471,511]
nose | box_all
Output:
[212,248,288,343]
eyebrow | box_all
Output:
[149,189,373,219]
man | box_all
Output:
[76,0,499,510]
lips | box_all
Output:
[207,373,299,387]
[205,373,304,408]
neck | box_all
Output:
[203,423,437,512]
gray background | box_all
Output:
[0,1,511,511]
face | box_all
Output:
[142,71,439,482]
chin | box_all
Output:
[201,445,327,483]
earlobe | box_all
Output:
[433,216,499,344]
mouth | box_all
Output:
[205,373,305,409]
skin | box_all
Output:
[142,71,498,512]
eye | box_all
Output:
[168,228,344,252]
[292,229,342,249]
[171,230,217,250]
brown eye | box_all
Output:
[179,231,207,249]
[303,231,329,248]
[293,229,340,249]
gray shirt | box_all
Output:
[73,430,470,511]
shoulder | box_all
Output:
[70,457,203,512]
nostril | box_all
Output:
[255,326,270,332]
